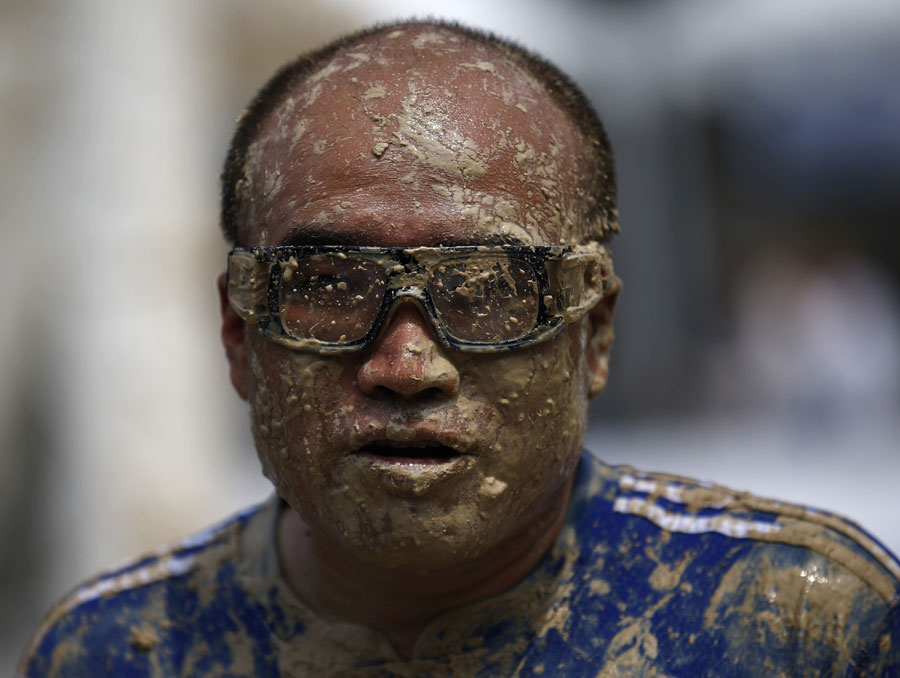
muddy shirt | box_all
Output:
[18,453,900,677]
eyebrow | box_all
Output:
[277,224,528,248]
[278,225,365,247]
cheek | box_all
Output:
[459,328,589,464]
[245,338,347,487]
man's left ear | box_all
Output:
[585,276,621,398]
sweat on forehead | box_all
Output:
[223,22,618,248]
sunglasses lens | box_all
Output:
[279,255,386,343]
[429,255,539,343]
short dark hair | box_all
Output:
[220,19,618,247]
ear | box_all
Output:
[217,272,249,400]
[585,276,621,398]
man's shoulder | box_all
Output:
[555,455,900,674]
[17,501,272,678]
[595,459,900,601]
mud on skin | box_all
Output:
[234,26,615,249]
[247,319,590,571]
[237,24,616,574]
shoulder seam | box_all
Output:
[17,550,200,676]
[17,502,264,674]
[613,467,900,602]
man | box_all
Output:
[19,19,900,677]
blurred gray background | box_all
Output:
[2,0,899,668]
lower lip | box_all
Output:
[359,451,455,466]
[351,450,473,492]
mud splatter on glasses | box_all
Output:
[226,243,613,353]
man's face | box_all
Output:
[228,27,612,569]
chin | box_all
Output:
[281,457,575,574]
[304,488,501,569]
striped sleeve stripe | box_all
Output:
[614,472,900,602]
[16,507,257,675]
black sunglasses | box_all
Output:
[227,243,612,353]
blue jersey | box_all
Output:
[19,453,900,677]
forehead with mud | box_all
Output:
[236,26,596,247]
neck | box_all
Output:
[276,476,574,660]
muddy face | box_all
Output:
[238,26,604,570]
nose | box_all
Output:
[356,304,460,398]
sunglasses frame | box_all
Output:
[227,243,611,354]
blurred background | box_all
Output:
[2,0,899,667]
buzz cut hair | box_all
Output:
[220,18,618,247]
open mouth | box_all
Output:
[355,441,461,465]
